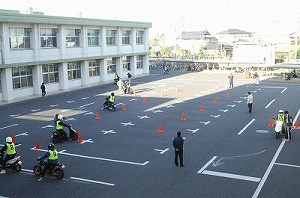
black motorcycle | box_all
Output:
[0,155,22,172]
[104,102,116,111]
[33,159,65,180]
[51,123,78,143]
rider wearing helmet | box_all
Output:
[55,115,69,141]
[102,92,116,110]
[37,143,59,182]
[277,110,285,122]
[0,137,17,174]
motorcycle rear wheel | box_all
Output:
[33,165,42,176]
[14,163,22,172]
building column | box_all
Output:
[81,26,88,57]
[33,65,43,95]
[1,68,13,101]
[131,28,136,53]
[116,57,123,78]
[130,56,137,76]
[99,59,107,83]
[32,24,40,61]
[59,62,68,90]
[117,27,122,54]
[143,55,149,74]
[81,61,89,86]
[58,25,66,59]
[100,27,107,55]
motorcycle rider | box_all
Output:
[274,110,285,138]
[37,143,59,182]
[0,137,17,174]
[102,92,116,110]
[55,115,69,141]
[114,73,120,84]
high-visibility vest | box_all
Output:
[56,120,63,130]
[109,95,115,103]
[6,143,16,155]
[277,114,285,122]
[49,150,58,160]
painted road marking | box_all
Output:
[31,109,41,112]
[197,156,217,173]
[80,139,94,144]
[152,110,163,113]
[70,177,114,186]
[275,162,300,168]
[129,98,138,102]
[79,102,95,108]
[0,124,18,130]
[187,128,199,133]
[219,109,228,112]
[227,104,235,108]
[31,148,149,166]
[102,130,116,135]
[10,114,20,117]
[265,99,275,109]
[202,170,261,182]
[199,121,211,125]
[238,119,255,135]
[138,115,150,119]
[50,104,59,107]
[166,105,175,108]
[210,115,220,118]
[67,100,75,103]
[85,112,94,115]
[81,97,89,100]
[15,132,29,137]
[256,130,269,133]
[121,122,134,126]
[155,148,169,154]
[42,125,54,129]
[234,101,242,103]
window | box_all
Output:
[42,64,59,83]
[12,66,33,89]
[67,62,81,80]
[87,29,100,46]
[107,58,117,73]
[9,28,31,49]
[136,30,144,44]
[136,55,143,69]
[89,60,100,76]
[66,29,80,47]
[106,30,117,45]
[122,30,130,45]
[40,28,57,48]
[123,56,131,71]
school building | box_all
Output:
[0,9,152,102]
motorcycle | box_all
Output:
[52,123,78,143]
[274,120,285,139]
[33,159,65,180]
[0,155,22,172]
[104,101,116,111]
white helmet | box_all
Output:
[57,115,64,120]
[279,110,284,113]
[6,137,12,143]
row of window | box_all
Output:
[7,55,144,90]
[9,28,145,49]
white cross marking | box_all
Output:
[152,110,163,113]
[227,104,235,108]
[219,109,228,112]
[80,139,94,144]
[138,116,150,119]
[210,115,220,118]
[121,122,134,126]
[102,130,116,135]
[155,148,169,154]
[187,129,200,133]
[199,121,211,125]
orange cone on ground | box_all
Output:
[121,104,127,111]
[77,132,83,143]
[181,113,187,121]
[214,97,219,104]
[11,133,16,144]
[226,92,231,98]
[157,124,163,133]
[268,118,274,127]
[95,112,101,120]
[294,120,300,129]
[199,105,205,111]
[143,97,148,104]
[34,141,41,149]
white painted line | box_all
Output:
[79,102,95,108]
[281,87,287,93]
[70,177,114,186]
[275,162,300,168]
[219,109,228,112]
[154,148,169,154]
[121,122,134,126]
[234,101,242,103]
[22,168,34,173]
[31,109,41,112]
[256,130,269,134]
[197,156,217,173]
[80,139,94,144]
[67,100,75,103]
[10,114,20,117]
[31,148,149,166]
[15,132,29,137]
[138,115,150,119]
[210,115,220,118]
[202,170,261,183]
[0,124,18,130]
[187,128,199,133]
[42,125,54,129]
[252,140,285,198]
[265,99,275,109]
[50,104,58,107]
[238,119,255,135]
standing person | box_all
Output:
[117,78,123,94]
[247,92,253,113]
[228,73,234,88]
[40,83,46,98]
[0,137,17,174]
[284,111,293,141]
[173,131,184,167]
[127,72,132,83]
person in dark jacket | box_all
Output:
[173,131,185,167]
[40,83,46,97]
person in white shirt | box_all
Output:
[247,92,254,113]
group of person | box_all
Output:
[274,110,293,141]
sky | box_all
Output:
[1,0,300,38]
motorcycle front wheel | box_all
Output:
[53,167,64,179]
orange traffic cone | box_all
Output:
[77,132,83,143]
[181,113,187,121]
[199,105,205,111]
[121,104,127,111]
[11,133,16,144]
[95,112,101,120]
[226,92,231,98]
[214,97,219,104]
[143,97,148,104]
[34,141,41,149]
[157,124,163,133]
[294,120,300,129]
[268,118,274,127]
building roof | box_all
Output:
[0,9,152,28]
[180,30,211,40]
[217,29,252,35]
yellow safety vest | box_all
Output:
[6,143,16,155]
[109,96,115,102]
[277,114,285,122]
[56,120,63,130]
[49,150,58,160]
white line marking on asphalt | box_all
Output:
[42,125,54,129]
[256,130,269,133]
[199,121,211,125]
[227,104,235,108]
[219,109,228,112]
[274,162,300,168]
[202,170,261,182]
[31,109,41,112]
[84,112,94,115]
[0,124,18,130]
[129,98,138,102]
[67,100,75,103]
[102,130,116,134]
[31,148,149,166]
[79,102,95,108]
[22,168,34,173]
[50,104,58,107]
[197,156,217,173]
[265,99,275,109]
[238,119,255,135]
[210,115,220,118]
[121,122,134,126]
[281,87,287,93]
[252,140,285,198]
[166,105,175,108]
[187,128,199,133]
[234,101,242,103]
[138,115,150,119]
[80,139,94,144]
[10,114,20,117]
[15,132,29,137]
[154,148,169,154]
[70,177,114,186]
[152,110,163,113]
[81,97,89,100]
